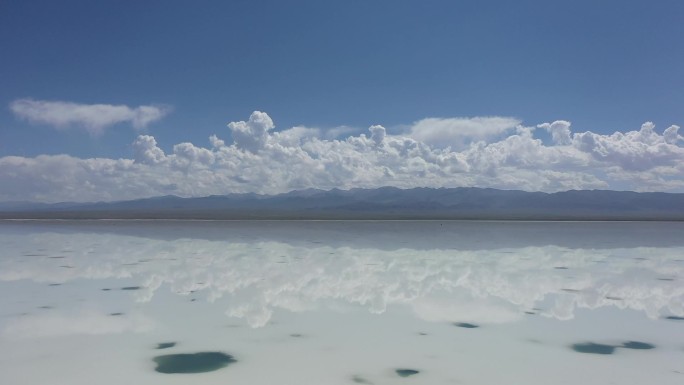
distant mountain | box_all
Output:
[1,187,684,220]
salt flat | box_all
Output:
[0,221,682,385]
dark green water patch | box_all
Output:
[38,306,53,310]
[59,265,75,269]
[605,296,622,300]
[454,322,479,328]
[121,286,141,291]
[395,369,419,377]
[156,342,176,349]
[153,352,236,374]
[665,316,684,321]
[657,278,675,281]
[109,312,124,316]
[554,266,569,270]
[525,311,536,315]
[561,288,580,293]
[571,342,615,355]
[48,283,62,286]
[48,256,65,259]
[290,333,303,338]
[622,341,655,350]
[101,288,111,291]
[418,332,428,336]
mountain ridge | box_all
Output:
[1,187,683,220]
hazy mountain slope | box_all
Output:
[1,187,683,220]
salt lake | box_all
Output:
[0,220,682,385]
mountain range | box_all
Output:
[1,187,684,220]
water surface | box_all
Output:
[0,220,682,385]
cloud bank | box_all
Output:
[10,99,170,135]
[1,111,683,202]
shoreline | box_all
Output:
[2,211,684,221]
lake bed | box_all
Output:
[1,220,683,385]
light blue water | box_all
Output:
[0,221,682,384]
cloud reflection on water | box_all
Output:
[0,222,682,328]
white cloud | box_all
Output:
[132,135,165,165]
[538,120,572,145]
[323,125,361,140]
[408,116,522,150]
[9,99,170,135]
[663,124,682,144]
[572,122,684,172]
[368,125,386,145]
[228,110,275,152]
[0,111,683,202]
[172,142,214,166]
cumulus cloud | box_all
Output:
[9,99,170,135]
[228,110,275,152]
[663,124,682,144]
[408,116,521,149]
[538,120,572,145]
[0,111,683,202]
[368,125,386,145]
[132,135,165,165]
[572,122,684,172]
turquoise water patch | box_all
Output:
[454,322,479,328]
[153,352,236,374]
[622,341,655,350]
[395,369,419,377]
[571,342,615,355]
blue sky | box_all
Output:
[1,0,684,201]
